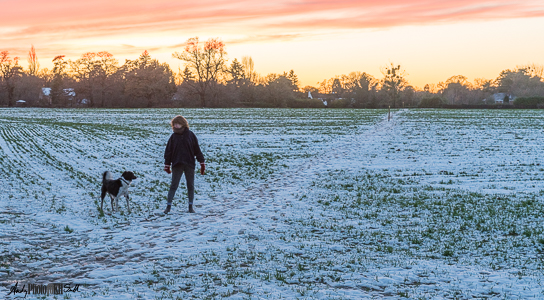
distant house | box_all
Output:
[492,93,515,104]
[308,91,327,106]
[40,87,52,105]
[64,88,76,106]
[39,87,78,106]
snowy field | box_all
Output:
[1,108,544,299]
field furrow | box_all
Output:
[1,108,544,299]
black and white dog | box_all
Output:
[100,171,137,213]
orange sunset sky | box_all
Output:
[1,0,544,89]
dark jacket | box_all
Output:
[164,129,205,168]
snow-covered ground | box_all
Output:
[1,108,544,299]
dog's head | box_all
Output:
[121,171,137,182]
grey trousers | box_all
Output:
[167,164,195,205]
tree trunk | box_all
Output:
[7,85,15,107]
[199,91,206,107]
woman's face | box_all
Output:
[173,123,182,129]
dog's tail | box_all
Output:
[102,171,112,183]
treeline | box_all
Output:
[1,39,544,108]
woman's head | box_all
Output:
[170,115,189,129]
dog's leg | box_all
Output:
[109,194,115,211]
[100,188,107,211]
[115,196,120,211]
[125,194,131,213]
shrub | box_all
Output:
[513,97,544,108]
[328,98,350,108]
[418,96,444,108]
[288,98,326,108]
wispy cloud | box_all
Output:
[1,0,543,59]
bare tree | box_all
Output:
[0,51,23,106]
[94,51,118,107]
[381,63,407,108]
[71,52,96,106]
[496,68,544,98]
[38,68,54,86]
[441,75,471,105]
[473,78,495,103]
[70,51,118,107]
[173,37,227,107]
[242,56,258,84]
[319,78,333,94]
[344,72,377,107]
[517,64,544,80]
[263,73,296,107]
[28,45,39,76]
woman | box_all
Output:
[163,115,205,214]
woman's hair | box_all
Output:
[170,115,189,129]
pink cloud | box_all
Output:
[3,1,543,33]
[1,0,543,60]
